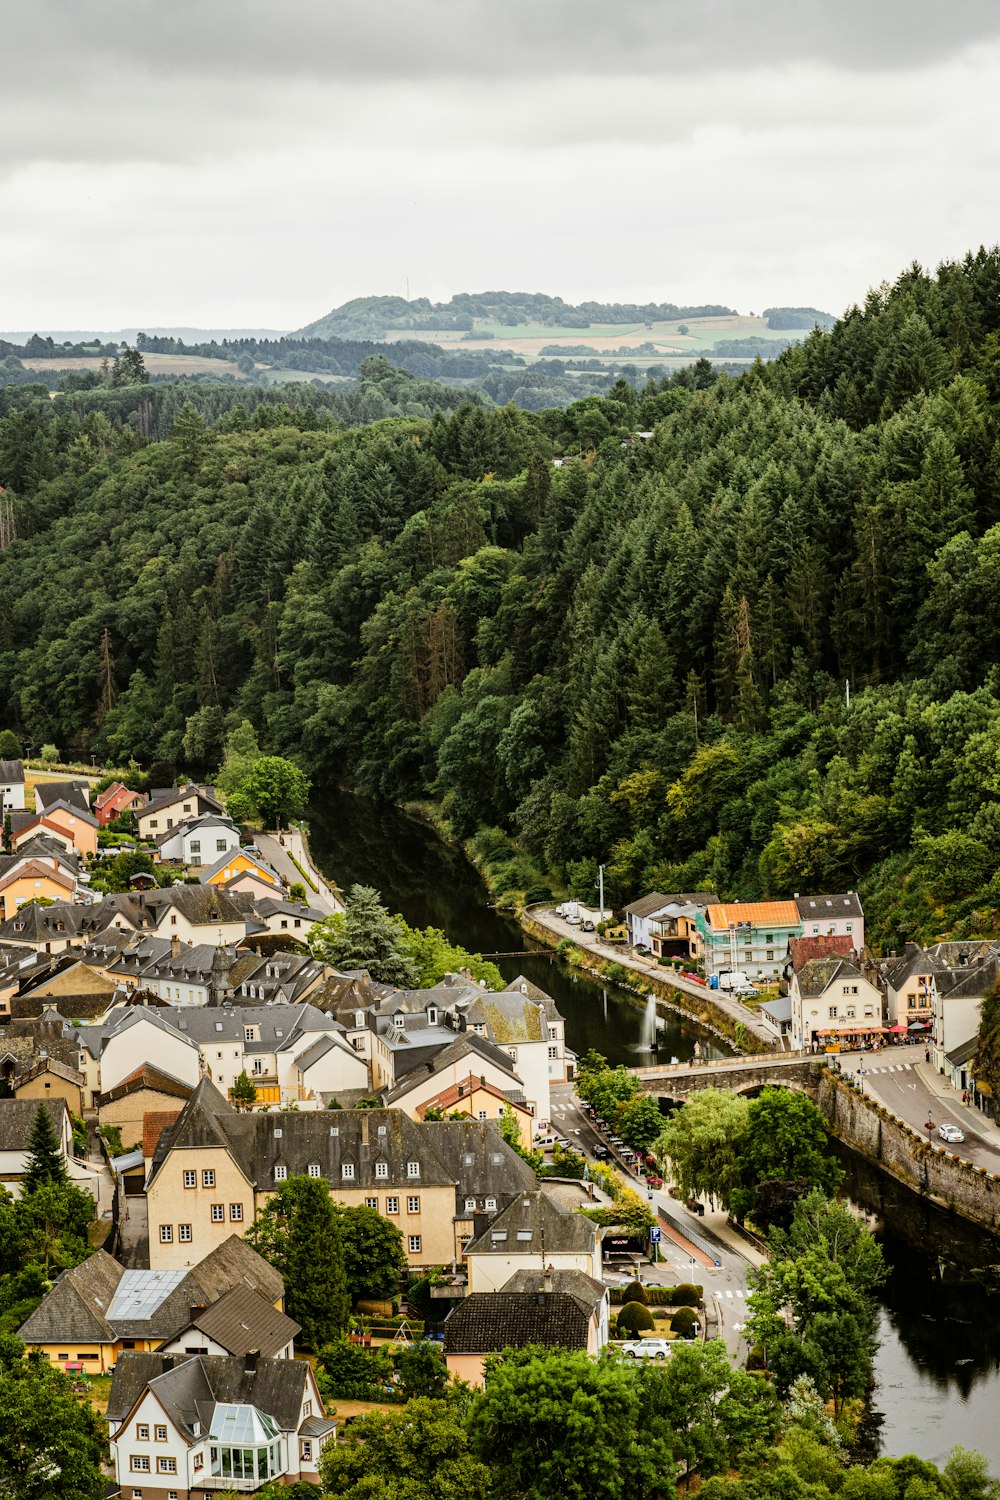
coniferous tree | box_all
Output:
[22,1105,67,1193]
[246,1176,350,1349]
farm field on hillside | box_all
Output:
[21,353,247,378]
[381,312,803,361]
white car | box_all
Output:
[618,1338,672,1361]
[938,1122,965,1144]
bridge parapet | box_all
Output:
[632,1053,818,1097]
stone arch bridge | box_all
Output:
[632,1051,820,1100]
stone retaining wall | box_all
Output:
[815,1068,1000,1235]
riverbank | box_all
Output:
[402,800,564,911]
[521,905,775,1051]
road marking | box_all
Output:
[725,1289,733,1298]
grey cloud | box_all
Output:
[7,0,1000,89]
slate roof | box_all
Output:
[142,785,224,820]
[0,1096,67,1151]
[795,892,864,923]
[18,1235,284,1347]
[154,813,239,849]
[383,1032,521,1098]
[794,955,867,999]
[35,781,90,813]
[196,847,282,885]
[0,901,94,946]
[502,974,565,1025]
[443,1289,592,1354]
[107,1351,309,1437]
[463,990,545,1043]
[156,1001,344,1052]
[149,1079,537,1207]
[0,760,24,784]
[502,1266,607,1316]
[465,1189,598,1256]
[175,1285,299,1358]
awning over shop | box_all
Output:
[815,1026,887,1036]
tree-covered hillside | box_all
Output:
[3,250,1000,952]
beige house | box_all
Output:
[0,1097,75,1198]
[98,1064,195,1149]
[12,1054,86,1116]
[463,1189,603,1293]
[145,1079,537,1271]
[790,956,885,1049]
[380,1032,528,1121]
[137,785,224,842]
[18,1235,285,1375]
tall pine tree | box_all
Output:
[22,1105,68,1193]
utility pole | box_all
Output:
[598,864,606,922]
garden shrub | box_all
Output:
[671,1307,699,1339]
[616,1301,655,1335]
[672,1283,703,1306]
[623,1279,648,1305]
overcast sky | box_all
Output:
[4,0,1000,332]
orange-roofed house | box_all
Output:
[695,900,802,983]
[93,782,146,827]
[13,803,98,858]
[416,1074,535,1149]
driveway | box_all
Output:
[255,829,342,916]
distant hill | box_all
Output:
[293,291,742,342]
[762,306,836,331]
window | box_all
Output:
[136,1425,150,1440]
[407,1195,420,1213]
[275,1165,287,1181]
[765,934,774,944]
[427,1007,438,1024]
[365,1196,378,1209]
[828,1006,838,1020]
[340,1163,354,1180]
[485,1196,497,1211]
[301,1440,313,1462]
[406,1160,420,1179]
[846,922,853,933]
[131,1457,150,1472]
[183,1169,196,1189]
[244,1027,255,1042]
[507,1048,517,1062]
[465,1196,476,1211]
[160,1225,173,1243]
[408,1235,422,1254]
[846,1008,856,1020]
[202,1169,215,1187]
[157,1459,176,1474]
[864,1006,874,1018]
[766,951,774,961]
[179,1223,192,1242]
[386,1196,399,1214]
[190,840,201,854]
[309,1162,323,1178]
[230,1203,243,1221]
[743,950,752,962]
[211,1204,225,1222]
[377,1124,387,1136]
[303,1400,312,1417]
[375,1161,389,1180]
[548,1046,557,1059]
[154,1426,167,1442]
[217,839,227,852]
[193,1454,203,1473]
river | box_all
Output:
[308,790,1000,1467]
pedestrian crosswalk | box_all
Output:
[862,1062,915,1074]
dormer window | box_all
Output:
[275,1164,287,1181]
[427,1007,438,1025]
[375,1161,389,1180]
[341,1163,354,1180]
[465,1197,476,1212]
[309,1162,322,1178]
[407,1161,420,1179]
[355,1011,364,1028]
[485,1196,497,1211]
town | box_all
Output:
[1,759,997,1495]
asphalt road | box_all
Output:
[550,1083,757,1357]
[836,1053,1000,1171]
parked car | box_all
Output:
[581,919,595,932]
[593,1145,610,1159]
[938,1122,965,1144]
[619,1338,672,1361]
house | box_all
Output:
[244,897,325,942]
[625,892,715,951]
[381,1032,528,1124]
[500,974,572,1085]
[0,759,25,814]
[106,1350,331,1495]
[463,1188,602,1292]
[13,800,98,857]
[455,988,557,1125]
[137,785,225,842]
[34,779,91,815]
[158,1285,299,1361]
[931,950,1000,1077]
[794,892,865,952]
[648,903,703,962]
[11,1052,86,1116]
[97,888,258,948]
[145,1078,536,1271]
[10,815,79,856]
[758,994,793,1043]
[695,900,802,982]
[789,955,885,1048]
[17,1235,285,1374]
[0,899,96,955]
[98,1065,195,1148]
[0,858,77,920]
[85,1007,204,1096]
[8,947,120,1021]
[219,867,289,902]
[154,815,243,868]
[444,1266,609,1385]
[198,846,282,891]
[416,1074,535,1148]
[0,1097,75,1197]
[879,940,994,1034]
[94,782,147,827]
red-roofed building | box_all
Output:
[787,934,856,972]
[94,782,147,827]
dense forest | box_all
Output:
[3,251,1000,952]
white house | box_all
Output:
[106,1351,333,1497]
[794,893,865,953]
[89,1009,203,1095]
[464,1190,602,1293]
[0,1097,75,1198]
[790,955,885,1048]
[0,760,25,814]
[154,815,242,867]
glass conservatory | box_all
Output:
[207,1404,284,1484]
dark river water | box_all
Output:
[308,790,1000,1467]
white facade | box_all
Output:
[932,987,984,1073]
[791,968,884,1047]
[98,1016,202,1094]
[0,1105,75,1199]
[500,1039,551,1127]
[466,1243,601,1293]
[0,778,25,813]
[156,819,241,867]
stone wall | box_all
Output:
[815,1068,1000,1235]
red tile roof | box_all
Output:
[142,1109,181,1159]
[788,934,855,971]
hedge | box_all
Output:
[610,1284,703,1306]
[616,1301,655,1335]
[671,1307,699,1339]
[672,1283,703,1307]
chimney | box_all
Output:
[360,1114,368,1145]
[171,935,181,958]
[542,1264,553,1294]
[189,1304,207,1324]
[161,1355,174,1372]
[244,1350,259,1373]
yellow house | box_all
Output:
[0,861,76,920]
[17,1236,284,1374]
[201,848,281,890]
[145,1079,538,1272]
[14,803,99,858]
[416,1073,534,1149]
